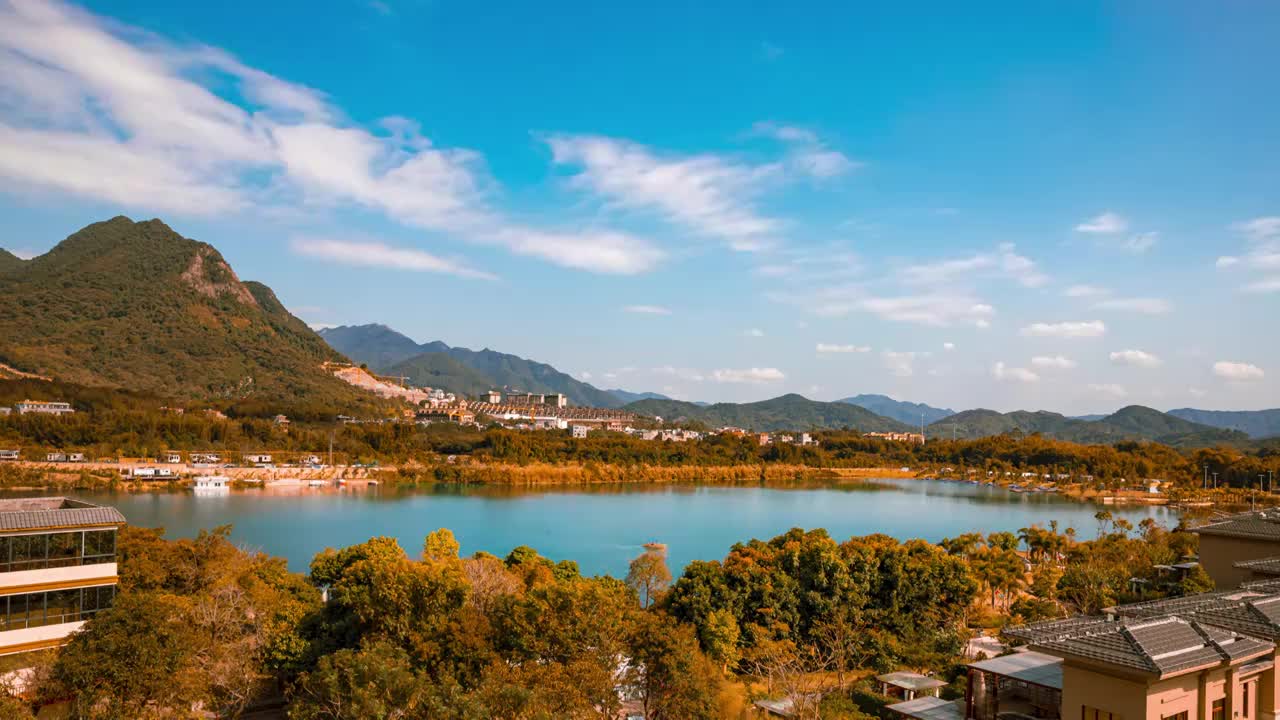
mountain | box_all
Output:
[625,394,911,432]
[606,389,673,404]
[320,324,625,407]
[838,394,955,426]
[0,217,379,414]
[1167,408,1280,439]
[0,248,26,274]
[930,405,1248,447]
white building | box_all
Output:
[14,400,74,416]
[571,424,590,439]
[0,498,123,656]
[242,454,272,465]
[190,453,221,465]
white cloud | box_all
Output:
[752,121,860,179]
[1216,256,1240,269]
[943,342,955,351]
[855,294,995,328]
[1075,212,1128,234]
[710,367,785,383]
[1244,277,1280,294]
[0,0,662,276]
[578,371,592,380]
[623,305,672,315]
[992,362,1039,383]
[1031,355,1076,370]
[290,237,496,280]
[1109,349,1162,369]
[816,343,870,354]
[745,328,765,337]
[546,134,780,252]
[1064,284,1109,298]
[900,245,1047,288]
[882,351,921,377]
[1232,217,1280,242]
[1092,297,1172,314]
[1020,320,1106,338]
[1213,361,1265,382]
[1121,232,1159,254]
[651,366,705,382]
[1088,383,1128,398]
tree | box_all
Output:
[42,593,198,718]
[422,528,461,564]
[699,608,741,672]
[291,641,428,720]
[627,612,721,720]
[627,547,672,608]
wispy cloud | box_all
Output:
[1109,349,1162,369]
[1213,361,1265,381]
[1088,383,1127,398]
[1121,232,1159,254]
[816,343,870,354]
[0,0,661,275]
[623,305,672,315]
[711,367,785,383]
[1075,212,1128,234]
[1218,218,1280,294]
[899,244,1048,288]
[882,351,922,377]
[291,237,496,280]
[752,121,860,179]
[1031,355,1076,370]
[1092,297,1172,314]
[745,328,765,337]
[546,134,781,252]
[1064,284,1109,298]
[992,362,1039,383]
[1021,320,1106,339]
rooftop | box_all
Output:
[1235,556,1280,576]
[876,671,948,691]
[968,650,1063,689]
[886,697,964,720]
[0,497,126,532]
[1194,510,1280,542]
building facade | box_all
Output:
[0,498,124,656]
[1194,510,1280,589]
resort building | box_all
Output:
[0,497,124,656]
[865,431,926,444]
[14,400,74,416]
[1194,510,1280,588]
[0,450,19,462]
[890,578,1280,720]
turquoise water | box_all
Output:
[46,480,1174,577]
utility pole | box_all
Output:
[1213,472,1219,490]
[328,430,334,469]
[1203,464,1209,490]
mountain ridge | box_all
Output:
[930,405,1247,448]
[1167,408,1280,439]
[838,394,955,425]
[624,394,912,433]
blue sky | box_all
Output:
[1,0,1277,413]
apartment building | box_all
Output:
[14,400,74,416]
[890,579,1280,720]
[0,497,125,656]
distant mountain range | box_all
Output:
[838,394,955,426]
[0,217,376,413]
[605,389,673,404]
[623,394,913,433]
[927,406,1248,448]
[1167,408,1280,439]
[318,324,628,408]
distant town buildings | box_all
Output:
[865,431,925,445]
[15,400,74,416]
[571,424,590,439]
[417,407,477,425]
[44,452,85,463]
[242,453,272,465]
[0,450,19,461]
[0,497,123,656]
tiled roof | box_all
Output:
[1013,609,1275,679]
[0,497,125,531]
[1235,556,1280,576]
[875,671,947,690]
[968,650,1063,689]
[1194,510,1280,541]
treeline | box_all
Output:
[5,517,1211,719]
[3,379,1278,489]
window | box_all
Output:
[47,532,79,567]
[0,530,117,571]
[1243,683,1250,718]
[1163,713,1188,720]
[1213,699,1226,720]
[1084,707,1121,720]
[0,586,114,631]
[83,530,116,564]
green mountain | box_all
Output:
[1168,408,1280,439]
[930,405,1247,447]
[0,217,380,416]
[838,393,955,425]
[624,394,911,432]
[319,323,626,407]
[383,352,496,397]
[0,248,26,274]
[606,388,674,404]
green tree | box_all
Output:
[290,641,428,720]
[627,612,721,720]
[699,608,741,672]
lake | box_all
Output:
[41,480,1175,577]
